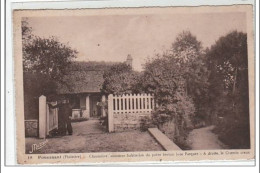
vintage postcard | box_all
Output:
[13,5,255,165]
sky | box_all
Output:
[26,12,247,71]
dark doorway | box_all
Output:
[90,95,102,117]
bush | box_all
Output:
[140,113,172,132]
[148,109,193,149]
[102,63,141,95]
[173,135,192,150]
[213,116,250,149]
[140,116,156,132]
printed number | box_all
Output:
[28,155,32,159]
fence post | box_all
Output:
[129,94,133,113]
[101,95,106,117]
[55,101,58,129]
[39,95,47,139]
[46,104,50,136]
[85,95,90,119]
[133,94,136,113]
[108,94,114,132]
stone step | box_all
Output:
[148,128,182,151]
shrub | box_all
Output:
[207,31,250,149]
[140,116,156,132]
[102,63,141,95]
[173,135,192,150]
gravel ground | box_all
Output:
[26,119,163,154]
[187,125,227,150]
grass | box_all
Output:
[25,130,163,154]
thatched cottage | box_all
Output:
[57,55,133,120]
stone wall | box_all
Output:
[25,120,38,137]
[113,113,151,132]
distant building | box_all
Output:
[57,55,133,120]
[125,54,133,68]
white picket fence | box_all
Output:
[109,93,154,114]
[107,93,154,132]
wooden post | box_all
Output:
[85,95,90,119]
[130,94,133,113]
[55,101,58,129]
[46,104,50,136]
[126,94,129,113]
[108,94,114,132]
[39,95,47,139]
[151,96,154,110]
[137,94,140,112]
[133,94,136,113]
[115,96,118,113]
[118,95,121,113]
[140,94,144,112]
[101,95,106,117]
[122,94,125,113]
[146,94,149,112]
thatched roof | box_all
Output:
[57,61,117,94]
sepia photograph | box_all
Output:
[13,5,255,164]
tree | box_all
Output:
[22,19,33,42]
[171,31,203,63]
[206,31,249,149]
[22,20,78,119]
[141,54,195,149]
[102,63,140,95]
[170,31,209,122]
[22,19,78,81]
[139,31,210,148]
[23,36,78,81]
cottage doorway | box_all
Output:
[90,95,102,118]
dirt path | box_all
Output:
[72,119,105,135]
[26,119,162,153]
[187,125,227,150]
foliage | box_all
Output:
[22,19,78,93]
[141,55,195,141]
[207,31,248,92]
[140,116,155,132]
[22,19,33,43]
[139,31,212,148]
[69,61,116,71]
[22,20,78,119]
[171,31,203,63]
[23,72,57,119]
[23,36,78,81]
[170,31,210,121]
[139,30,249,149]
[206,31,250,148]
[102,63,140,95]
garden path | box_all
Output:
[26,119,162,154]
[187,125,227,150]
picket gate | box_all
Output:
[39,95,58,138]
[108,93,155,132]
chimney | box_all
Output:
[126,54,133,69]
